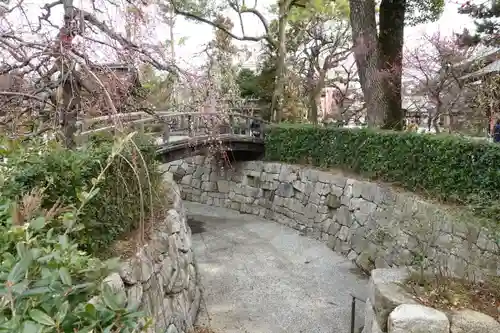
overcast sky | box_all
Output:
[0,0,479,71]
[171,0,477,69]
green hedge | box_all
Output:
[265,124,500,220]
[0,133,163,255]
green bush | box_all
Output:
[0,133,163,255]
[265,124,500,220]
[0,194,148,332]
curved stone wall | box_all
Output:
[104,173,200,333]
[164,156,499,279]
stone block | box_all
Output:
[166,324,179,333]
[368,268,419,331]
[388,304,450,333]
[338,226,349,241]
[127,284,143,309]
[243,161,264,173]
[334,238,351,254]
[216,180,230,193]
[262,162,279,173]
[166,209,181,234]
[315,181,331,195]
[278,164,297,181]
[351,229,369,253]
[356,251,374,272]
[201,181,217,191]
[326,194,341,209]
[350,197,377,215]
[327,234,336,249]
[336,206,352,227]
[317,172,347,187]
[450,309,500,333]
[180,174,192,185]
[103,273,125,294]
[276,183,294,197]
[363,298,384,333]
[352,181,381,203]
[299,168,319,182]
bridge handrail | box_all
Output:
[76,109,265,127]
[76,111,268,144]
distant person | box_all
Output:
[493,119,500,143]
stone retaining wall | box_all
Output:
[363,268,500,333]
[164,156,500,279]
[104,173,200,333]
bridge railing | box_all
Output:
[75,111,267,145]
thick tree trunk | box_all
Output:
[270,1,289,122]
[379,0,406,130]
[348,0,386,127]
[349,0,407,130]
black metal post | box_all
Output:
[350,295,356,333]
[350,294,366,333]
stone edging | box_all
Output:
[103,172,200,333]
[363,268,500,333]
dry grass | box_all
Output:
[108,182,173,259]
[405,274,500,320]
[108,210,157,259]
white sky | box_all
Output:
[0,0,480,71]
[171,0,477,69]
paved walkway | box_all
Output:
[186,202,368,333]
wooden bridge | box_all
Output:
[75,111,266,162]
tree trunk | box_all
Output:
[348,0,386,127]
[60,75,81,148]
[270,0,290,122]
[309,95,319,124]
[379,0,406,130]
[308,70,328,124]
[432,116,440,133]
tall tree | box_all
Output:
[287,2,351,123]
[0,0,176,145]
[167,0,319,122]
[236,68,262,98]
[404,32,475,132]
[348,0,444,129]
[457,1,500,46]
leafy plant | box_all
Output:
[0,133,163,255]
[0,194,148,332]
[265,124,500,222]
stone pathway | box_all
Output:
[186,202,368,333]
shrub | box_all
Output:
[0,133,164,255]
[265,124,500,221]
[0,192,147,332]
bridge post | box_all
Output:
[180,114,187,131]
[229,114,234,134]
[188,114,194,137]
[162,121,170,144]
[245,117,252,136]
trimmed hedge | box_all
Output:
[265,124,500,220]
[0,133,163,255]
